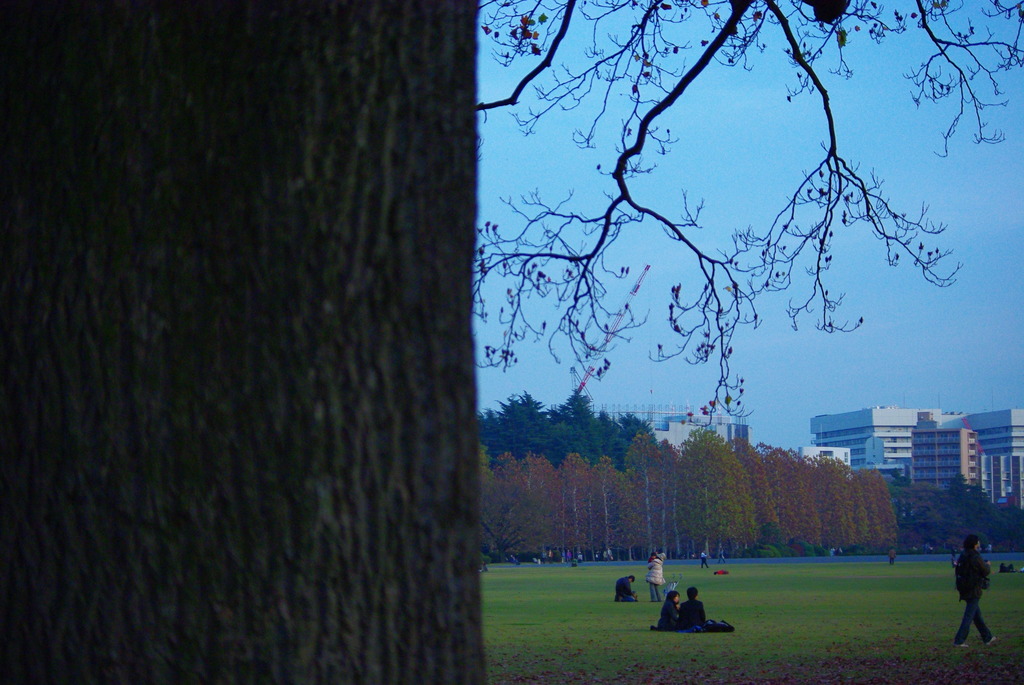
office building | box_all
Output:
[799,446,851,467]
[811,406,1024,508]
[651,412,751,446]
[968,409,1024,507]
[910,412,979,489]
[809,406,963,471]
[599,404,751,446]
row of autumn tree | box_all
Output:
[480,429,898,560]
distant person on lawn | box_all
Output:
[953,534,995,647]
[646,551,667,602]
[614,575,637,602]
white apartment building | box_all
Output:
[799,446,851,467]
[598,404,752,447]
[651,413,751,446]
[810,406,1024,507]
[809,407,962,470]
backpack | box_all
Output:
[954,557,973,595]
[955,553,990,597]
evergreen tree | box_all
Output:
[614,414,654,469]
[547,391,602,465]
[479,392,651,467]
[479,392,551,461]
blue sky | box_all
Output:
[473,5,1024,449]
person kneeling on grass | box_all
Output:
[615,575,638,602]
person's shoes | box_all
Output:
[984,636,997,645]
[953,642,969,647]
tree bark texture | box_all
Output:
[0,2,481,682]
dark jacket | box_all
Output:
[677,598,706,630]
[957,549,991,601]
[614,576,634,600]
[657,597,680,630]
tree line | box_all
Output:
[481,429,898,561]
[889,475,1024,552]
[479,393,1024,560]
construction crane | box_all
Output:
[574,264,651,394]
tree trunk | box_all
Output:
[0,2,481,683]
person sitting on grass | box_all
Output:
[677,586,707,631]
[614,575,638,602]
[654,590,682,630]
[652,587,734,633]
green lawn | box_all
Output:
[482,560,1024,683]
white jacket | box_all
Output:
[645,552,666,585]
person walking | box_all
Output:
[645,551,667,602]
[888,548,896,565]
[699,551,709,568]
[953,534,995,647]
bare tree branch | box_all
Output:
[475,0,1020,413]
[478,0,579,111]
[909,0,1024,154]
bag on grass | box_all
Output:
[701,620,735,633]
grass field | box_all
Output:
[482,560,1024,683]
